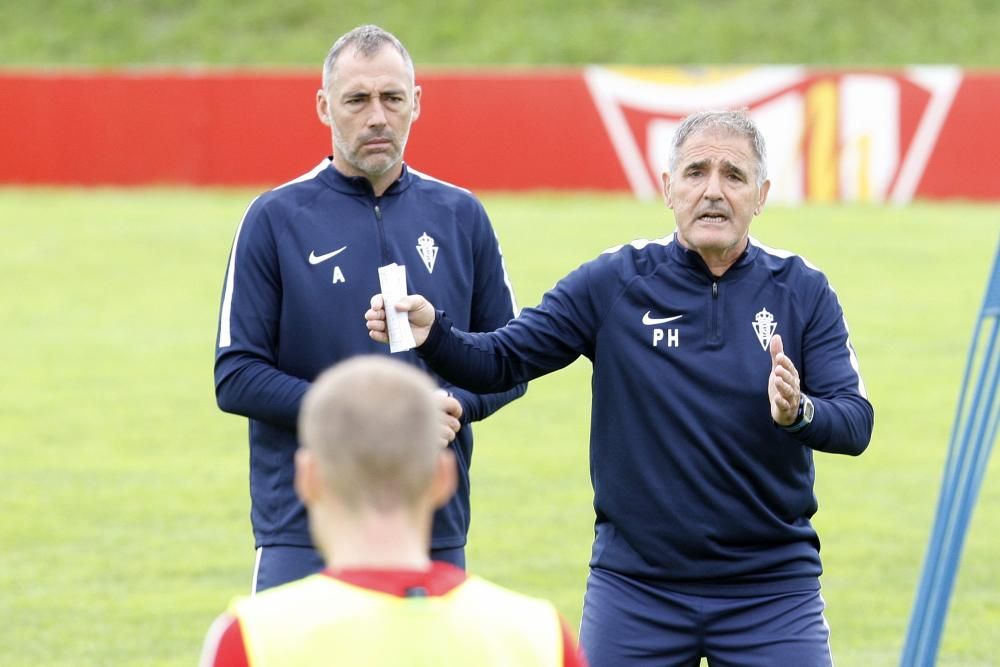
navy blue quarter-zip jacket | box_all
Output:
[420,234,873,592]
[215,159,525,549]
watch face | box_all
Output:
[803,397,815,422]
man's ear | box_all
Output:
[411,84,422,123]
[316,89,331,127]
[429,449,457,510]
[661,171,674,209]
[294,447,320,506]
[755,179,771,216]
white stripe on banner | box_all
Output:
[889,66,962,205]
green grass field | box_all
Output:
[1,188,998,666]
[4,0,1000,66]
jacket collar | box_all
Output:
[318,157,413,197]
[666,232,759,279]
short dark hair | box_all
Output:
[321,24,414,92]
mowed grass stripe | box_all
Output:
[0,188,997,665]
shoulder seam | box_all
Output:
[271,158,330,192]
[406,166,472,194]
[750,236,823,273]
[600,235,673,256]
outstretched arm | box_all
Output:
[366,257,609,395]
[366,294,526,426]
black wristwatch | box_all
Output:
[784,395,814,433]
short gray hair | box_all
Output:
[668,109,768,185]
[321,24,414,92]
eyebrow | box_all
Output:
[684,159,711,173]
[343,88,407,99]
[722,161,748,179]
[684,159,748,180]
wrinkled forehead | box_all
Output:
[328,46,414,92]
[676,128,758,170]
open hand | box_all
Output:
[768,334,801,425]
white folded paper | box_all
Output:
[377,263,417,353]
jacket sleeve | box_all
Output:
[789,275,874,455]
[420,259,605,394]
[440,204,527,424]
[214,199,310,431]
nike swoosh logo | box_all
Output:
[642,311,683,326]
[308,246,348,264]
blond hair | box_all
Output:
[298,356,439,512]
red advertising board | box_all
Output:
[1,67,997,202]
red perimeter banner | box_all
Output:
[1,67,998,202]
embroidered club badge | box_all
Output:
[416,232,438,273]
[752,307,777,350]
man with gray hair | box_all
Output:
[367,109,874,665]
[215,24,524,592]
[201,357,584,666]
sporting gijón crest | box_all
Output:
[752,307,777,350]
[416,232,438,273]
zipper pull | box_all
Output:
[374,203,382,221]
[712,281,718,298]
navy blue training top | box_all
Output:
[421,234,874,593]
[215,159,525,549]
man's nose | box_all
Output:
[704,171,724,199]
[367,100,388,127]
